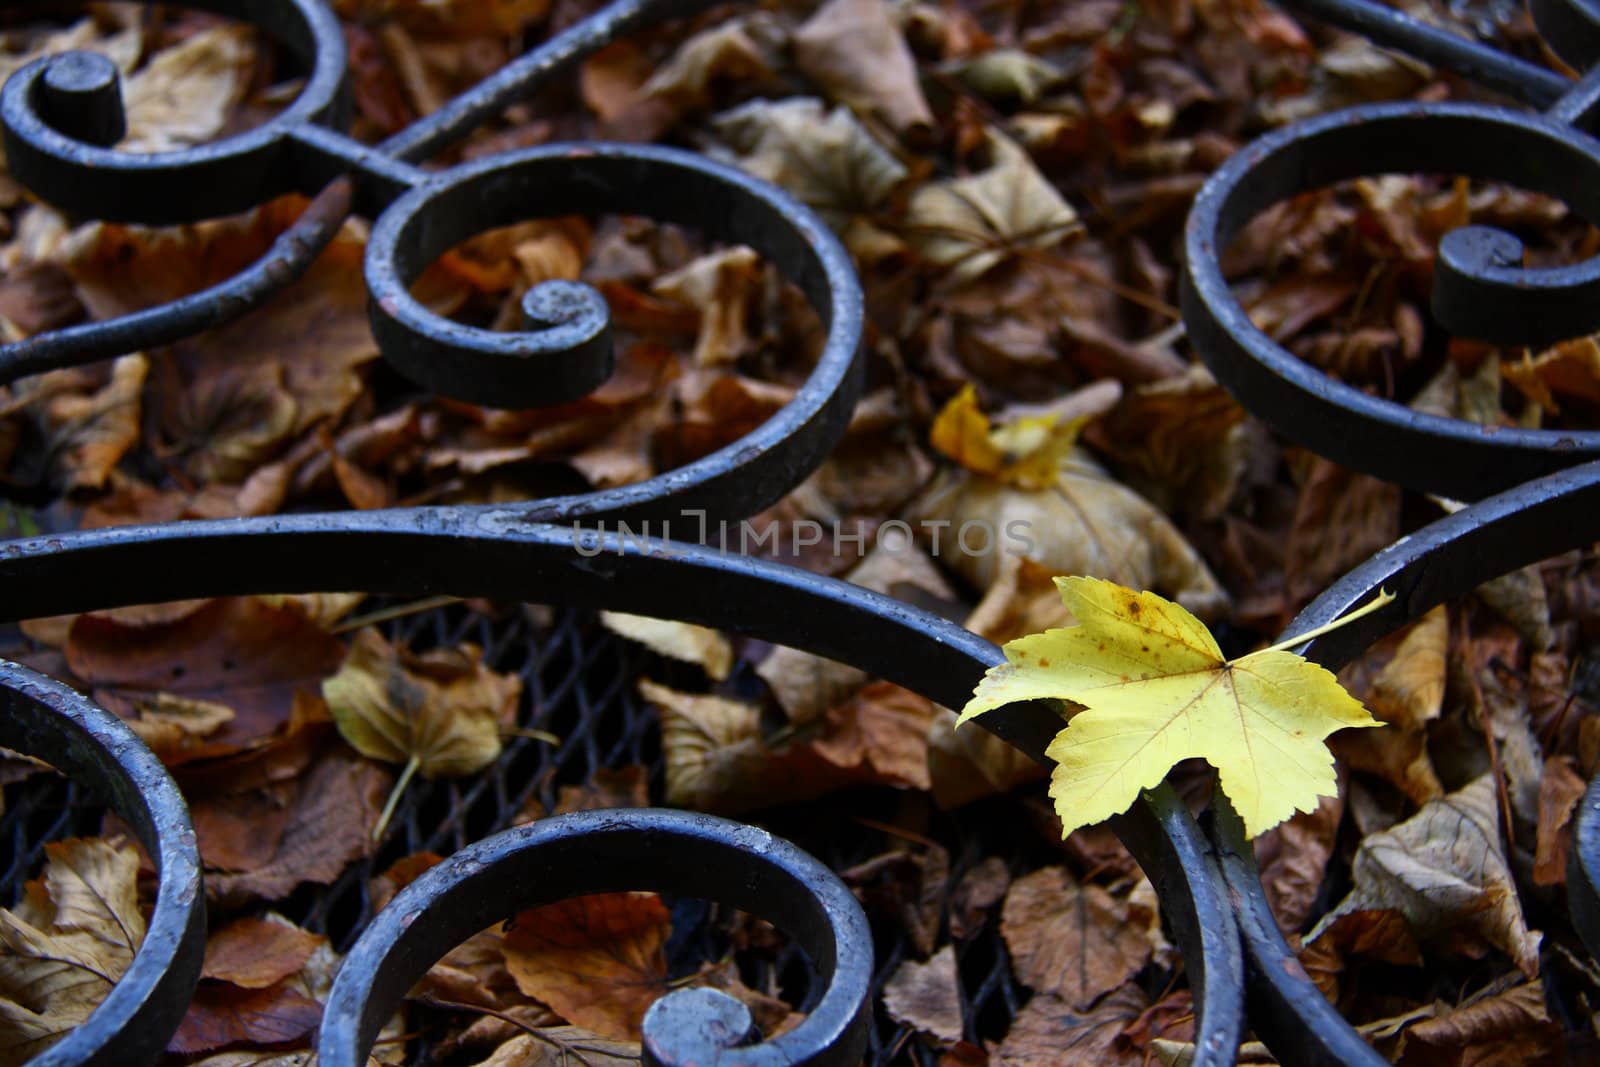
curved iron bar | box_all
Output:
[1573,775,1600,964]
[316,809,875,1067]
[0,661,205,1067]
[1201,458,1600,1065]
[0,514,1247,1066]
[1182,101,1600,500]
[0,0,719,384]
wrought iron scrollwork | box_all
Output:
[10,0,1600,1062]
[0,0,1245,1063]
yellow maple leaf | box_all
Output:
[958,576,1390,838]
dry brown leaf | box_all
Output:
[1309,775,1541,977]
[652,246,763,366]
[845,846,949,958]
[323,627,521,780]
[1000,867,1151,1008]
[1503,336,1600,413]
[713,98,907,230]
[1299,907,1423,1003]
[0,839,144,1066]
[503,893,671,1041]
[1335,608,1446,804]
[203,747,388,907]
[1104,366,1250,522]
[1401,979,1560,1064]
[1533,755,1587,886]
[949,857,1011,941]
[167,981,323,1056]
[201,918,325,990]
[1255,789,1344,934]
[812,682,934,789]
[66,596,346,762]
[906,134,1082,286]
[1285,458,1400,606]
[793,0,933,134]
[599,613,732,680]
[883,944,963,1045]
[1475,566,1554,651]
[993,983,1148,1067]
[0,354,146,492]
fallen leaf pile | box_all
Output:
[3,0,1600,1064]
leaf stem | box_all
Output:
[373,754,421,842]
[1253,589,1396,658]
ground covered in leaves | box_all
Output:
[2,0,1600,1064]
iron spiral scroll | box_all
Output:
[3,0,1600,1062]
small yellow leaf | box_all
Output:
[929,385,1085,491]
[959,576,1384,838]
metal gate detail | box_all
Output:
[2,0,1600,1063]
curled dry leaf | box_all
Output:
[0,839,144,1066]
[948,857,1011,940]
[713,98,907,231]
[1255,790,1344,935]
[598,612,732,680]
[994,982,1149,1067]
[0,354,147,493]
[647,675,933,812]
[502,893,671,1041]
[1533,755,1587,886]
[883,944,963,1046]
[1401,979,1561,1063]
[1336,606,1447,804]
[793,0,934,134]
[914,388,1229,621]
[905,134,1082,286]
[1102,366,1251,522]
[642,15,784,109]
[999,866,1151,1009]
[1285,458,1401,607]
[1503,335,1600,413]
[652,246,764,366]
[1309,775,1542,978]
[120,27,255,153]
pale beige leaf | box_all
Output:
[906,134,1081,285]
[882,945,962,1045]
[1309,775,1541,976]
[793,0,933,133]
[121,27,255,153]
[599,612,732,681]
[712,99,907,230]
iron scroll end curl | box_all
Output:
[314,809,874,1067]
[1181,100,1600,500]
